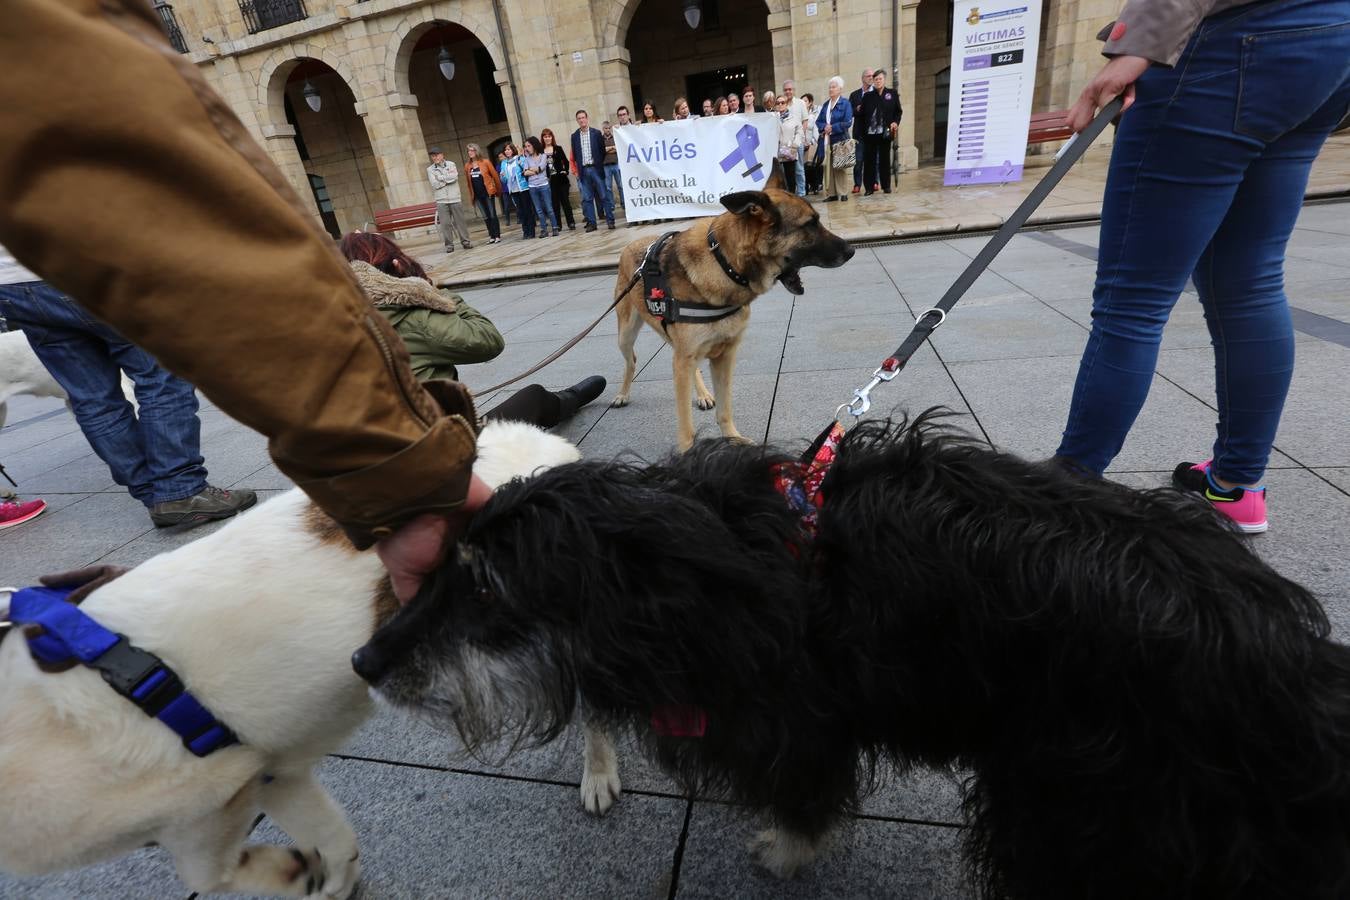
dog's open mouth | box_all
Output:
[779,268,805,295]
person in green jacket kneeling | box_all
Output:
[341,231,604,427]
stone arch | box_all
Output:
[386,4,505,98]
[257,44,363,131]
[603,0,783,49]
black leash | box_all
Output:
[802,98,1124,462]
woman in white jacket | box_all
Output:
[775,95,804,193]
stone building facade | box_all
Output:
[160,0,1120,234]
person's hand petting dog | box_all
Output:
[1067,55,1150,133]
[377,472,493,604]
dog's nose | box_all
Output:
[351,645,387,684]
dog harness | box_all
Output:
[772,421,846,537]
[640,230,748,329]
[4,585,239,757]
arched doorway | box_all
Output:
[625,0,774,118]
[403,21,512,204]
[913,0,957,161]
[278,59,386,236]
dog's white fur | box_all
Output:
[0,421,599,897]
[0,329,138,430]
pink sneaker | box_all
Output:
[0,498,47,530]
[1172,459,1268,534]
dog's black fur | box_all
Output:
[356,411,1350,899]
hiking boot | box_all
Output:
[557,376,607,421]
[150,485,258,528]
[1172,459,1268,534]
[0,497,47,529]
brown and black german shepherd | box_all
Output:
[611,171,854,450]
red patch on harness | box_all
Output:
[649,287,666,299]
[1109,21,1127,41]
[651,704,708,737]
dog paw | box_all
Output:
[312,849,360,900]
[695,396,716,411]
[611,394,630,408]
[580,766,622,816]
[749,828,819,879]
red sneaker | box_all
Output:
[0,498,47,529]
[851,185,861,194]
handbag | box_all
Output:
[831,137,857,169]
[777,145,798,162]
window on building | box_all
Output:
[701,0,721,31]
[308,174,340,239]
[239,0,308,35]
[474,47,508,124]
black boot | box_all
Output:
[556,376,607,421]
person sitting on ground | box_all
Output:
[339,232,604,430]
[0,243,256,530]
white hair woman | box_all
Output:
[815,75,855,202]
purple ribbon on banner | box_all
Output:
[720,123,764,182]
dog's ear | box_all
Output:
[764,163,786,191]
[720,190,778,224]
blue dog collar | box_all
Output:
[7,586,238,757]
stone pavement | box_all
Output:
[412,131,1350,288]
[2,202,1349,899]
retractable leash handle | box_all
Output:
[815,97,1125,453]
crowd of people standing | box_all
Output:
[424,71,904,250]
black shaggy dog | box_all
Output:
[354,411,1350,899]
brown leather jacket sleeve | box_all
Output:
[0,0,477,548]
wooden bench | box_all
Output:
[372,202,438,233]
[1027,110,1073,146]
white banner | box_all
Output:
[613,114,781,222]
[943,0,1043,186]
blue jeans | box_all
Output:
[794,145,807,195]
[578,166,614,227]
[605,163,625,208]
[512,190,536,237]
[0,281,207,506]
[529,184,558,231]
[472,192,500,239]
[1057,0,1350,483]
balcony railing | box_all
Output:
[239,0,308,34]
[153,0,189,53]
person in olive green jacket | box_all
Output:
[341,232,604,427]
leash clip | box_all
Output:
[838,357,903,419]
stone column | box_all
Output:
[259,124,317,212]
[767,10,794,89]
[495,68,524,146]
[598,45,632,125]
[896,0,921,171]
[360,94,433,209]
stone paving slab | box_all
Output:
[2,205,1347,899]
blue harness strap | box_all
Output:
[8,586,238,757]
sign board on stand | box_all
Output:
[613,113,781,222]
[942,0,1043,186]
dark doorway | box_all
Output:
[685,65,748,112]
[934,66,951,160]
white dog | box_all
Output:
[0,420,618,898]
[0,330,69,432]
